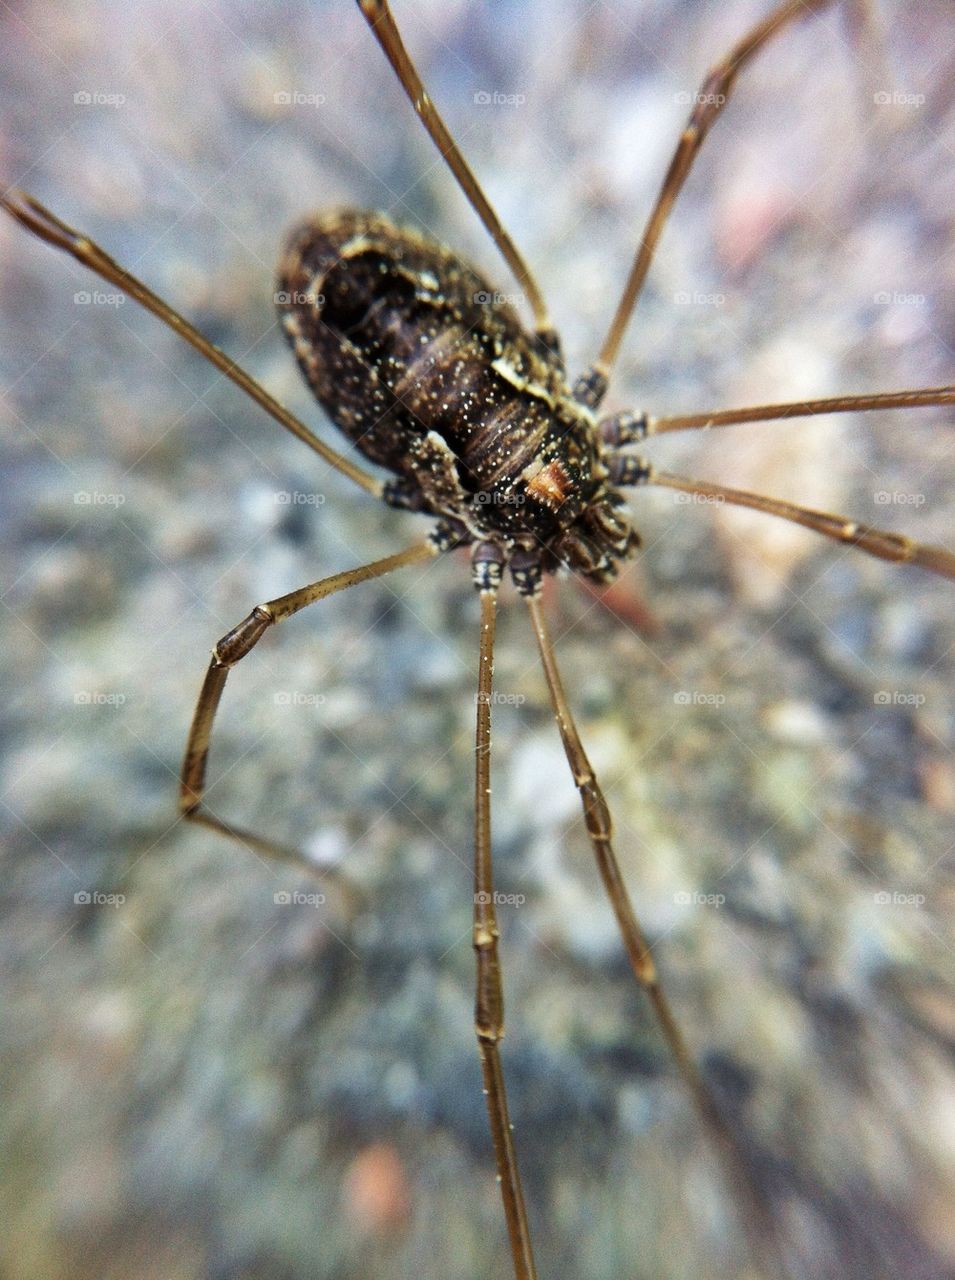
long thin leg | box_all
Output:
[526,594,786,1279]
[473,587,537,1280]
[356,0,557,350]
[646,469,955,580]
[843,0,894,123]
[592,0,834,385]
[645,385,955,436]
[0,189,382,498]
[179,543,436,865]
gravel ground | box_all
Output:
[1,3,954,1279]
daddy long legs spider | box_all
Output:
[1,2,953,1278]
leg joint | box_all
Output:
[214,605,273,665]
[473,922,500,950]
[578,778,613,841]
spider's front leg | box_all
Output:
[178,542,437,877]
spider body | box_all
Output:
[2,2,953,1277]
[277,209,639,585]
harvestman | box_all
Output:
[3,1,953,1277]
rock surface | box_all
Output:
[1,3,954,1279]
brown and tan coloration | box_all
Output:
[2,2,954,1279]
[277,210,639,586]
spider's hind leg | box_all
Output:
[469,542,538,1280]
[524,586,791,1280]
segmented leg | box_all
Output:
[589,0,836,393]
[0,188,382,497]
[473,586,537,1280]
[356,0,557,350]
[843,0,894,118]
[179,544,437,867]
[645,470,955,580]
[646,386,955,435]
[526,594,786,1279]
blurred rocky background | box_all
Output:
[1,2,954,1278]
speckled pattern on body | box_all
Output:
[1,3,954,1280]
[278,208,638,581]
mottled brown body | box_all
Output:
[277,210,638,585]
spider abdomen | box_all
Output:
[277,209,638,579]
